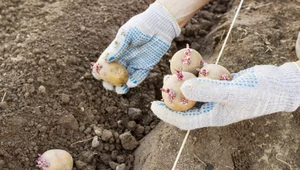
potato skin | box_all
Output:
[100,61,129,86]
[162,72,196,111]
[170,48,204,75]
[39,149,73,170]
[198,64,232,80]
[93,58,129,86]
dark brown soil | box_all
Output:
[1,0,299,169]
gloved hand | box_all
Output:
[92,2,180,94]
[151,62,300,130]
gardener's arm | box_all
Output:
[156,0,211,27]
[92,0,211,94]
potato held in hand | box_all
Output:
[170,44,204,75]
[161,69,196,111]
[198,63,232,80]
[91,59,129,86]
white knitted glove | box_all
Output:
[151,62,300,130]
[92,2,180,94]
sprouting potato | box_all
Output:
[170,44,204,75]
[91,57,129,86]
[36,149,73,170]
[197,63,232,80]
[161,44,232,111]
[161,69,197,111]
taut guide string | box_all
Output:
[171,0,244,169]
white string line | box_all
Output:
[171,130,190,170]
[1,92,6,103]
[171,0,244,170]
[216,0,244,65]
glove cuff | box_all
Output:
[138,2,181,42]
[154,2,181,35]
[279,62,300,77]
[277,62,300,110]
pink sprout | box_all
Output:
[181,98,189,104]
[184,44,191,56]
[161,87,176,103]
[175,68,184,81]
[97,65,103,71]
[160,87,170,93]
[90,62,95,70]
[168,91,176,102]
[182,55,191,65]
[90,62,102,73]
[220,74,230,80]
[199,68,208,76]
[200,60,204,65]
[36,154,50,168]
[182,44,191,65]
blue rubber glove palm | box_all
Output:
[92,2,180,94]
[151,62,300,130]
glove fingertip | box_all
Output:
[126,67,150,88]
[180,79,202,100]
[126,76,138,88]
[150,101,167,114]
[115,85,129,94]
[102,81,115,91]
[181,78,222,102]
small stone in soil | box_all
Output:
[84,127,92,134]
[38,58,46,65]
[109,161,118,170]
[136,124,145,135]
[75,160,87,169]
[38,85,46,94]
[92,136,99,148]
[58,114,79,130]
[128,108,142,120]
[116,155,126,163]
[61,94,70,104]
[111,150,118,160]
[100,153,111,165]
[101,129,113,142]
[116,163,126,170]
[27,78,34,83]
[127,121,137,131]
[81,151,95,163]
[119,131,139,150]
[105,106,118,114]
[94,126,103,136]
